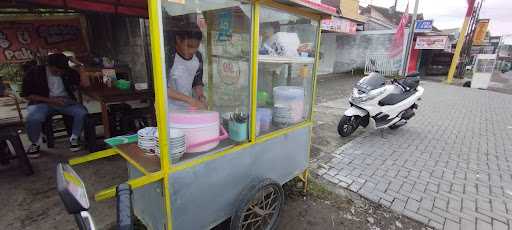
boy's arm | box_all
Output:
[20,69,32,99]
[168,87,206,109]
[193,85,205,101]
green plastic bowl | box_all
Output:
[257,91,270,106]
[115,80,131,90]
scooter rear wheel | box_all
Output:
[338,115,359,137]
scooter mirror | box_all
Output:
[56,163,90,214]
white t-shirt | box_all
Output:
[167,54,200,110]
[46,67,68,98]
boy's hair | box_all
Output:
[175,22,203,41]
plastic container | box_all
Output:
[115,80,131,90]
[228,121,247,142]
[104,134,138,147]
[134,83,148,91]
[257,91,270,106]
[267,32,300,57]
[273,86,305,123]
[256,108,272,135]
[169,110,222,153]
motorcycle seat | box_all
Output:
[405,72,420,78]
[378,90,417,106]
[398,77,420,91]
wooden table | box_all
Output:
[115,143,160,174]
[81,87,153,138]
[0,117,33,175]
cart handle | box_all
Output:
[188,126,228,149]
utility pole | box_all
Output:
[446,0,477,84]
[401,0,420,76]
[457,0,483,76]
[495,36,503,70]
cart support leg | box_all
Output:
[298,169,309,193]
[304,170,309,193]
[69,148,118,166]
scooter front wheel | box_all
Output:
[338,115,359,137]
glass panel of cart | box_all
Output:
[256,5,318,136]
[158,0,252,162]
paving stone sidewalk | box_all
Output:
[312,81,512,230]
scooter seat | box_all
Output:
[399,76,420,91]
[378,90,417,106]
[405,72,420,78]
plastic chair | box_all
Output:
[42,114,98,153]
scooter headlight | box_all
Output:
[350,87,386,103]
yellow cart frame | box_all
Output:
[70,0,335,229]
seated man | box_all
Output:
[0,81,6,96]
[0,82,10,164]
[21,53,88,158]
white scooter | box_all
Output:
[337,71,424,137]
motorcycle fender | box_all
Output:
[344,107,368,117]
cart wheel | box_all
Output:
[230,179,284,230]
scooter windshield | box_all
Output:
[355,74,386,93]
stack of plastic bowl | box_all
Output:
[256,108,273,135]
[272,86,305,125]
[155,128,186,162]
[272,105,292,127]
[137,127,157,155]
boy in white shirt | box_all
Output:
[167,22,207,110]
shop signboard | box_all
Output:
[473,19,490,46]
[415,36,449,50]
[490,36,501,43]
[415,20,433,33]
[0,16,88,63]
[471,45,496,55]
[321,17,357,34]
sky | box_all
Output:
[359,0,512,37]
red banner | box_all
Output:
[389,2,409,58]
[0,16,88,63]
[466,0,476,17]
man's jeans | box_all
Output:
[25,103,88,144]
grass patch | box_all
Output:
[307,176,336,201]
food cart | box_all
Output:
[67,0,336,229]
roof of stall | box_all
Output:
[3,0,148,17]
[4,0,336,18]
